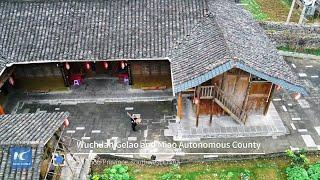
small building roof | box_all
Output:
[0,112,69,180]
[171,0,306,95]
[0,112,69,145]
[0,0,307,95]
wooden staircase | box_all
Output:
[199,86,248,124]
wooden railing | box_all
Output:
[198,85,248,124]
[199,86,215,99]
[213,86,248,124]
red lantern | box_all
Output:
[8,77,14,86]
[294,93,301,100]
[65,62,70,70]
[64,118,69,128]
[85,62,91,70]
[103,62,109,69]
[121,61,126,69]
[194,98,199,105]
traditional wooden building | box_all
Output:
[0,112,69,179]
[0,0,307,124]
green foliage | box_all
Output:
[240,0,268,21]
[286,166,309,180]
[241,169,251,180]
[308,162,320,180]
[282,0,293,6]
[277,45,320,56]
[91,174,100,180]
[91,164,132,180]
[285,149,310,168]
[160,164,181,180]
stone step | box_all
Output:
[26,96,174,104]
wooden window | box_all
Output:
[141,63,150,75]
[151,64,160,75]
[160,62,169,75]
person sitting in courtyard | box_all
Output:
[127,112,141,131]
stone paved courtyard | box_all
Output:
[5,56,320,160]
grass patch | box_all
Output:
[132,75,172,89]
[15,76,68,92]
[241,0,268,21]
[91,154,320,179]
[278,45,320,56]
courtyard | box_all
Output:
[3,56,319,161]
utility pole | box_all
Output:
[298,0,316,25]
[286,0,297,24]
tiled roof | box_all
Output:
[171,0,305,94]
[0,145,43,180]
[208,0,302,87]
[0,112,69,145]
[0,0,205,62]
[170,14,230,86]
[0,0,306,94]
[0,112,69,180]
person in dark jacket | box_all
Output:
[127,112,137,131]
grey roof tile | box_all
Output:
[0,112,69,179]
[0,0,305,93]
[208,0,303,87]
[0,112,69,145]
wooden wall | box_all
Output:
[131,61,170,76]
[245,82,272,114]
[130,61,172,88]
[15,63,62,78]
[197,68,273,116]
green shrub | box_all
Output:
[160,164,181,180]
[286,166,309,180]
[241,0,268,21]
[308,162,320,180]
[285,149,310,168]
[91,164,132,180]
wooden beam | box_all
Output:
[232,69,241,94]
[177,93,183,120]
[242,74,252,112]
[263,84,275,115]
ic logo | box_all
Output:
[13,149,30,161]
[10,147,32,169]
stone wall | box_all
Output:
[260,21,320,49]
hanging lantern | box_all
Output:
[194,97,200,105]
[103,62,109,69]
[85,62,91,70]
[294,93,301,100]
[64,118,69,128]
[65,62,70,70]
[276,85,282,92]
[8,77,14,86]
[121,61,126,69]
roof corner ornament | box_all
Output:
[232,56,238,67]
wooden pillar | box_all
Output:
[59,63,70,87]
[263,84,275,115]
[196,87,200,127]
[127,62,133,85]
[177,93,183,120]
[0,105,5,115]
[209,99,214,124]
[196,102,200,127]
